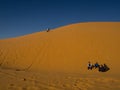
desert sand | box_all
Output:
[0,22,120,90]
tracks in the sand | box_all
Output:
[0,69,120,90]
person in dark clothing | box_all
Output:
[94,62,100,69]
[103,64,110,71]
[98,64,110,72]
[99,65,105,72]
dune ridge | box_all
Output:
[0,22,120,74]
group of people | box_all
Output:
[88,61,110,72]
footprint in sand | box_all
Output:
[8,84,22,90]
[25,86,39,90]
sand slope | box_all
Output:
[0,22,120,74]
[0,22,120,90]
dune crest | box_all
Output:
[0,22,120,73]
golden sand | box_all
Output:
[0,22,120,90]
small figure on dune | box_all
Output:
[99,65,105,72]
[88,61,93,70]
[103,63,110,71]
[46,28,50,32]
[98,64,110,72]
[94,62,100,69]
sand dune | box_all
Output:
[0,22,120,90]
[0,22,120,73]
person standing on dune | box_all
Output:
[46,28,50,32]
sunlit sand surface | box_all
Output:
[0,22,120,90]
[0,68,120,90]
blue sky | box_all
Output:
[0,0,120,39]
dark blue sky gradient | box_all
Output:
[0,0,120,39]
